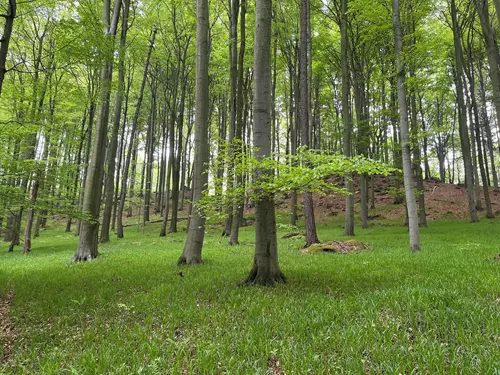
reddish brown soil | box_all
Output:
[275,175,500,223]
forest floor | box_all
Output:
[0,204,499,373]
[277,175,500,223]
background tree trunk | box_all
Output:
[393,0,421,252]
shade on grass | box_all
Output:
[0,215,499,374]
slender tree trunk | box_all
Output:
[341,0,354,236]
[229,0,247,246]
[299,0,319,246]
[100,0,130,243]
[475,0,500,151]
[143,77,157,224]
[478,63,499,190]
[0,0,16,95]
[117,29,156,238]
[243,0,285,285]
[73,0,122,261]
[450,0,479,223]
[466,53,494,218]
[76,103,96,236]
[23,179,39,254]
[393,0,420,251]
[177,0,210,265]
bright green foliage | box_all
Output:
[202,145,393,220]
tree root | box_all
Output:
[71,254,97,262]
[177,256,203,266]
[241,268,286,286]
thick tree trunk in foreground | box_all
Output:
[393,0,420,252]
[177,0,210,265]
[243,0,285,285]
[73,0,121,261]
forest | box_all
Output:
[0,0,500,373]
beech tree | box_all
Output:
[393,0,420,252]
[177,0,210,265]
[73,0,122,261]
[243,0,286,285]
[0,0,15,95]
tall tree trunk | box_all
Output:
[76,102,96,236]
[229,0,247,246]
[143,76,157,224]
[299,0,319,246]
[222,0,240,237]
[450,0,479,223]
[177,0,210,265]
[341,0,354,236]
[170,70,188,233]
[477,62,499,190]
[100,0,130,243]
[0,0,15,95]
[116,29,156,239]
[243,0,285,285]
[393,0,420,251]
[465,48,494,218]
[475,0,500,151]
[73,0,122,261]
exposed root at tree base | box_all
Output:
[0,290,15,365]
[71,254,98,262]
[241,271,287,286]
[177,256,203,266]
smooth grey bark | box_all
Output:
[450,0,478,223]
[0,0,15,95]
[100,0,130,243]
[299,0,319,247]
[393,0,420,252]
[73,0,122,261]
[243,0,285,285]
[143,75,157,224]
[341,0,354,236]
[116,29,156,238]
[229,0,247,246]
[477,63,499,190]
[475,0,500,155]
[464,45,494,218]
[177,0,210,265]
[76,102,95,236]
[222,0,240,237]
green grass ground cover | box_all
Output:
[0,215,499,374]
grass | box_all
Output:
[0,214,499,374]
